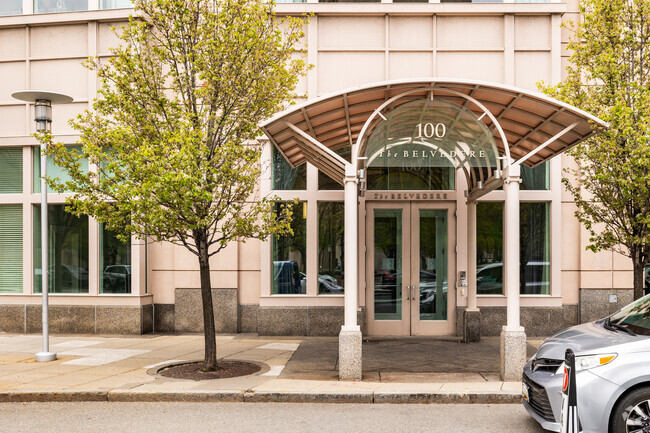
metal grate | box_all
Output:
[523,373,556,422]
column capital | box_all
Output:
[344,163,357,183]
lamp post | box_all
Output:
[12,90,73,362]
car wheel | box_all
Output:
[610,387,650,433]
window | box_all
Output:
[318,202,344,294]
[34,0,87,13]
[0,148,23,194]
[271,145,306,190]
[100,0,133,8]
[100,224,132,294]
[271,202,306,294]
[318,147,350,191]
[521,161,549,190]
[33,145,88,194]
[0,0,22,16]
[0,205,23,293]
[33,205,89,294]
[476,201,550,295]
[476,202,503,295]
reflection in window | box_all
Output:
[318,202,344,294]
[521,161,549,190]
[476,201,550,295]
[272,202,307,294]
[100,0,133,8]
[0,0,22,16]
[34,0,88,13]
[374,209,402,320]
[33,205,89,294]
[521,202,550,295]
[367,167,455,191]
[0,205,23,293]
[0,148,23,194]
[477,202,503,295]
[272,145,306,190]
[33,145,88,193]
[100,224,132,294]
[319,147,350,190]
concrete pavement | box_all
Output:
[0,333,542,404]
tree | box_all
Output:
[540,0,650,300]
[43,0,308,371]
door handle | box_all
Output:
[406,285,411,300]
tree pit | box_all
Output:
[158,361,261,381]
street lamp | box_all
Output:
[12,90,73,363]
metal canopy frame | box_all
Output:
[260,78,607,196]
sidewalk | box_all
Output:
[0,333,540,404]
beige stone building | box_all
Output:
[0,0,631,348]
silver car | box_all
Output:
[523,293,650,433]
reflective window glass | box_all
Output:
[34,0,88,13]
[0,1,22,16]
[100,0,133,8]
[100,224,132,294]
[373,209,402,320]
[476,201,550,295]
[33,146,88,194]
[318,147,350,190]
[33,204,89,294]
[318,202,344,295]
[0,148,23,194]
[477,202,503,295]
[521,161,549,190]
[271,202,307,294]
[271,145,306,190]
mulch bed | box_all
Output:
[158,361,261,381]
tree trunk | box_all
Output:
[196,230,218,371]
[632,248,646,301]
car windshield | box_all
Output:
[609,294,650,336]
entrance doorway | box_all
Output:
[365,201,456,336]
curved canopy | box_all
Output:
[260,79,607,190]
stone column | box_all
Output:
[339,163,362,381]
[501,164,527,381]
[464,199,481,342]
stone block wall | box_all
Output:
[0,304,153,335]
[579,289,634,323]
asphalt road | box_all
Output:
[0,402,549,433]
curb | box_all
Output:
[0,390,521,404]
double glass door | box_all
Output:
[366,202,455,335]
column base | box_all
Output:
[338,327,362,381]
[463,309,481,343]
[35,351,57,362]
[500,326,527,381]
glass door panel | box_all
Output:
[418,209,447,321]
[373,209,402,320]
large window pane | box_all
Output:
[374,209,402,320]
[33,205,89,294]
[318,202,344,294]
[33,145,88,193]
[318,147,350,190]
[476,201,550,295]
[367,167,455,190]
[0,205,23,293]
[34,0,88,13]
[100,0,132,8]
[477,202,504,295]
[272,202,307,294]
[272,145,306,190]
[521,161,549,190]
[521,202,550,295]
[0,148,23,194]
[100,224,132,294]
[0,1,22,16]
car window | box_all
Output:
[610,294,650,336]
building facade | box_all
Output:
[0,0,633,338]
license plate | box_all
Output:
[522,383,530,402]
